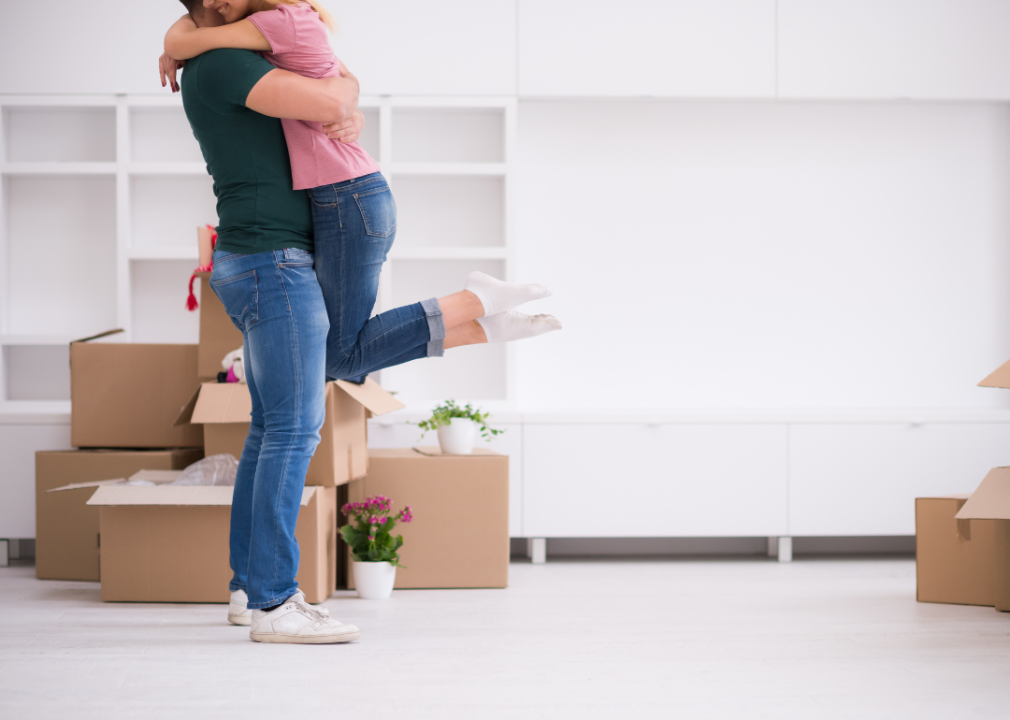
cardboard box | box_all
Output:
[196,272,243,382]
[85,473,336,603]
[956,467,1010,612]
[176,378,404,487]
[346,447,509,589]
[36,449,203,581]
[915,496,996,607]
[71,331,203,449]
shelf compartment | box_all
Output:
[128,247,199,261]
[0,335,73,346]
[130,175,216,251]
[4,106,116,162]
[7,176,117,336]
[130,260,201,344]
[385,258,507,402]
[391,175,504,249]
[3,345,71,401]
[1,162,116,175]
[128,163,207,175]
[129,107,204,164]
[391,107,504,163]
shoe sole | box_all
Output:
[228,613,252,626]
[250,629,361,644]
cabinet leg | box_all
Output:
[530,538,546,565]
[766,536,778,558]
[777,536,793,563]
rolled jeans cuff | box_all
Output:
[420,297,445,358]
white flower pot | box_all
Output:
[437,418,477,455]
[352,560,396,599]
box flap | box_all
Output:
[174,387,201,427]
[48,478,126,493]
[335,378,404,416]
[70,328,125,344]
[955,467,1010,520]
[979,359,1010,389]
[87,486,315,507]
[46,469,182,493]
[190,382,252,424]
[412,446,502,457]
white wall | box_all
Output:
[516,100,1010,410]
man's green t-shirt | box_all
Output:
[181,49,312,254]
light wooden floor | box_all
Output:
[1,557,1008,719]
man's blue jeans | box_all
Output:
[308,172,445,380]
[210,248,328,609]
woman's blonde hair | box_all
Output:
[261,0,335,31]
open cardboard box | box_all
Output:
[916,495,996,607]
[346,447,509,590]
[37,449,204,581]
[955,467,1010,612]
[175,378,404,487]
[60,470,336,603]
[70,330,203,449]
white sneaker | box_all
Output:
[249,591,360,644]
[228,589,252,626]
[230,588,332,627]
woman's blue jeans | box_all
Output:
[210,248,328,609]
[308,172,445,381]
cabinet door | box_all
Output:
[368,421,523,537]
[0,1,183,94]
[523,424,788,537]
[778,0,1010,99]
[332,0,516,95]
[518,0,776,97]
[789,423,1010,536]
[0,424,71,538]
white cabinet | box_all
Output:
[518,0,776,97]
[0,422,71,538]
[778,0,1010,99]
[367,419,524,537]
[523,424,788,537]
[329,1,516,95]
[789,423,1010,536]
[0,1,184,94]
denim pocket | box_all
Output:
[354,186,397,238]
[210,269,258,327]
[279,248,314,267]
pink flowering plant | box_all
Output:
[339,495,413,567]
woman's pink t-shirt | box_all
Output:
[247,2,379,190]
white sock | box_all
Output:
[465,271,552,317]
[477,311,562,344]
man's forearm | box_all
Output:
[247,69,359,123]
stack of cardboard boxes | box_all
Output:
[916,360,1010,611]
[36,267,512,603]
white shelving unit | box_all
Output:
[0,93,517,414]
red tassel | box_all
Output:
[187,225,219,311]
[186,272,200,311]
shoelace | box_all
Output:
[297,599,332,622]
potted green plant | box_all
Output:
[412,399,504,455]
[339,496,413,599]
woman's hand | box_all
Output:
[323,110,364,144]
[159,52,185,93]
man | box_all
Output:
[166,0,364,645]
